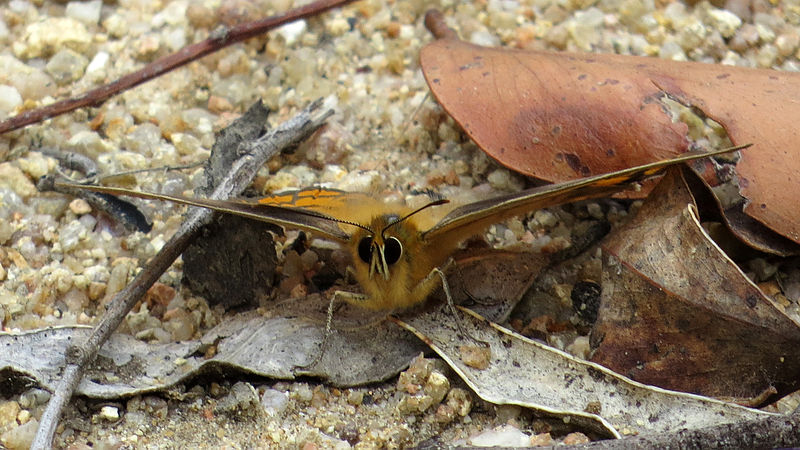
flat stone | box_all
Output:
[13,17,92,59]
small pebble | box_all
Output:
[466,424,531,447]
[215,382,260,417]
[563,432,591,445]
[0,85,22,118]
[98,406,120,422]
[346,390,364,406]
[459,344,491,370]
[0,163,36,198]
[0,400,21,430]
[294,384,314,403]
[13,17,92,59]
[0,418,38,450]
[69,198,92,215]
[66,0,103,25]
[706,8,742,39]
[530,432,554,446]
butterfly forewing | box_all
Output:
[422,145,749,245]
[258,187,399,230]
[52,184,352,241]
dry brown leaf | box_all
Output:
[420,39,800,248]
[591,168,800,404]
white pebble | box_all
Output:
[45,49,89,85]
[16,152,55,179]
[276,20,307,46]
[164,28,186,51]
[86,51,110,75]
[0,18,8,41]
[260,388,289,417]
[707,8,742,39]
[337,170,381,192]
[466,424,531,447]
[0,85,22,118]
[568,7,604,51]
[321,164,347,183]
[99,405,120,421]
[659,40,687,61]
[469,30,500,47]
[66,0,102,25]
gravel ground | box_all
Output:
[1,0,798,448]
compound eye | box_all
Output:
[358,236,373,263]
[384,237,403,265]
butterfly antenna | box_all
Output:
[301,210,375,235]
[381,199,449,238]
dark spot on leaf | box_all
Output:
[551,125,561,136]
[606,148,615,157]
[587,366,606,382]
[746,295,757,308]
[559,152,591,176]
[761,203,767,209]
[716,73,730,79]
[432,78,440,84]
[578,74,587,80]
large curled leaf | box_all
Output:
[591,168,800,403]
[420,38,800,248]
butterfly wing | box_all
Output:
[54,184,354,241]
[423,145,749,245]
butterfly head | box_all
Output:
[356,217,403,281]
[351,199,450,282]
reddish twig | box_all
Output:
[0,0,354,135]
[424,9,458,40]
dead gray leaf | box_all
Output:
[0,295,426,397]
[395,306,775,438]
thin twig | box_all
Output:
[0,0,354,135]
[97,160,206,181]
[31,100,334,449]
[424,9,458,40]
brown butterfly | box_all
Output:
[57,145,747,311]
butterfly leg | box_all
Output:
[297,290,368,370]
[425,262,488,349]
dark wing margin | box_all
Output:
[423,144,751,243]
[54,183,352,241]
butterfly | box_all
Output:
[57,145,747,312]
